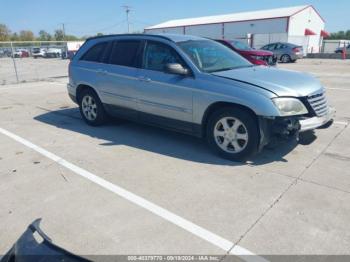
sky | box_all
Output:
[1,0,349,37]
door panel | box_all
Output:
[137,69,194,123]
[137,41,194,128]
[97,40,142,116]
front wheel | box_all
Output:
[206,107,259,161]
[78,89,108,126]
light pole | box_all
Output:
[122,5,131,33]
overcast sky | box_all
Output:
[1,0,349,36]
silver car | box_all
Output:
[261,42,304,63]
[67,34,334,161]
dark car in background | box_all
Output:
[216,39,276,66]
[335,44,350,53]
[261,42,303,63]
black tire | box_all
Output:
[78,88,108,126]
[280,54,291,63]
[206,107,259,161]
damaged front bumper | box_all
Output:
[299,107,335,132]
[259,107,335,150]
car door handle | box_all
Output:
[138,76,151,82]
[97,69,108,75]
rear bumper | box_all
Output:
[299,107,335,132]
[67,83,77,103]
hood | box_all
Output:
[212,66,323,97]
[239,49,273,56]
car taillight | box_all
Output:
[293,47,300,53]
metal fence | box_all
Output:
[0,41,74,85]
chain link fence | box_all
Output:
[0,41,84,85]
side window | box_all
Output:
[275,43,285,50]
[263,44,274,51]
[109,40,141,67]
[81,42,107,62]
[143,41,184,72]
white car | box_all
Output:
[32,48,46,58]
[45,48,62,58]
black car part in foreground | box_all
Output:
[1,219,90,262]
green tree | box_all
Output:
[38,30,52,41]
[96,33,104,36]
[19,30,35,41]
[65,35,79,41]
[54,29,65,41]
[0,24,11,41]
[329,30,350,40]
[10,32,19,41]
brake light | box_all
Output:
[293,47,300,53]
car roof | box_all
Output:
[86,33,207,43]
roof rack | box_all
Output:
[86,33,173,42]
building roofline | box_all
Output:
[290,5,325,22]
[144,16,290,31]
[145,5,325,30]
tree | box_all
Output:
[0,24,11,41]
[10,32,19,41]
[54,29,65,41]
[65,35,79,41]
[38,30,52,41]
[328,30,350,40]
[96,33,104,36]
[19,30,35,41]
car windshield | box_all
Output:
[230,40,252,51]
[177,40,252,73]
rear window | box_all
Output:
[81,42,107,62]
[108,40,141,67]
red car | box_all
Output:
[216,39,276,66]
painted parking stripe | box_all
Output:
[0,127,266,262]
[327,87,350,91]
[334,121,349,126]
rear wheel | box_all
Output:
[281,54,291,63]
[78,89,107,126]
[206,107,259,161]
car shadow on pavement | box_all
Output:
[34,107,304,166]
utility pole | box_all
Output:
[122,5,131,33]
[62,23,66,40]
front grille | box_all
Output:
[307,92,328,117]
[262,55,276,65]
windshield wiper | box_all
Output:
[208,65,253,73]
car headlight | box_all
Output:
[251,55,264,60]
[272,97,308,116]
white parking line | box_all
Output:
[334,121,349,126]
[327,87,350,91]
[0,126,266,262]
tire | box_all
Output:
[78,88,108,126]
[206,107,259,161]
[280,54,291,63]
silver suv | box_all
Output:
[67,34,334,161]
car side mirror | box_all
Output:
[165,63,189,76]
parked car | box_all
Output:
[335,44,350,53]
[0,49,11,57]
[45,47,62,58]
[261,42,303,63]
[67,34,334,161]
[32,47,46,58]
[215,39,276,66]
[12,49,29,58]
